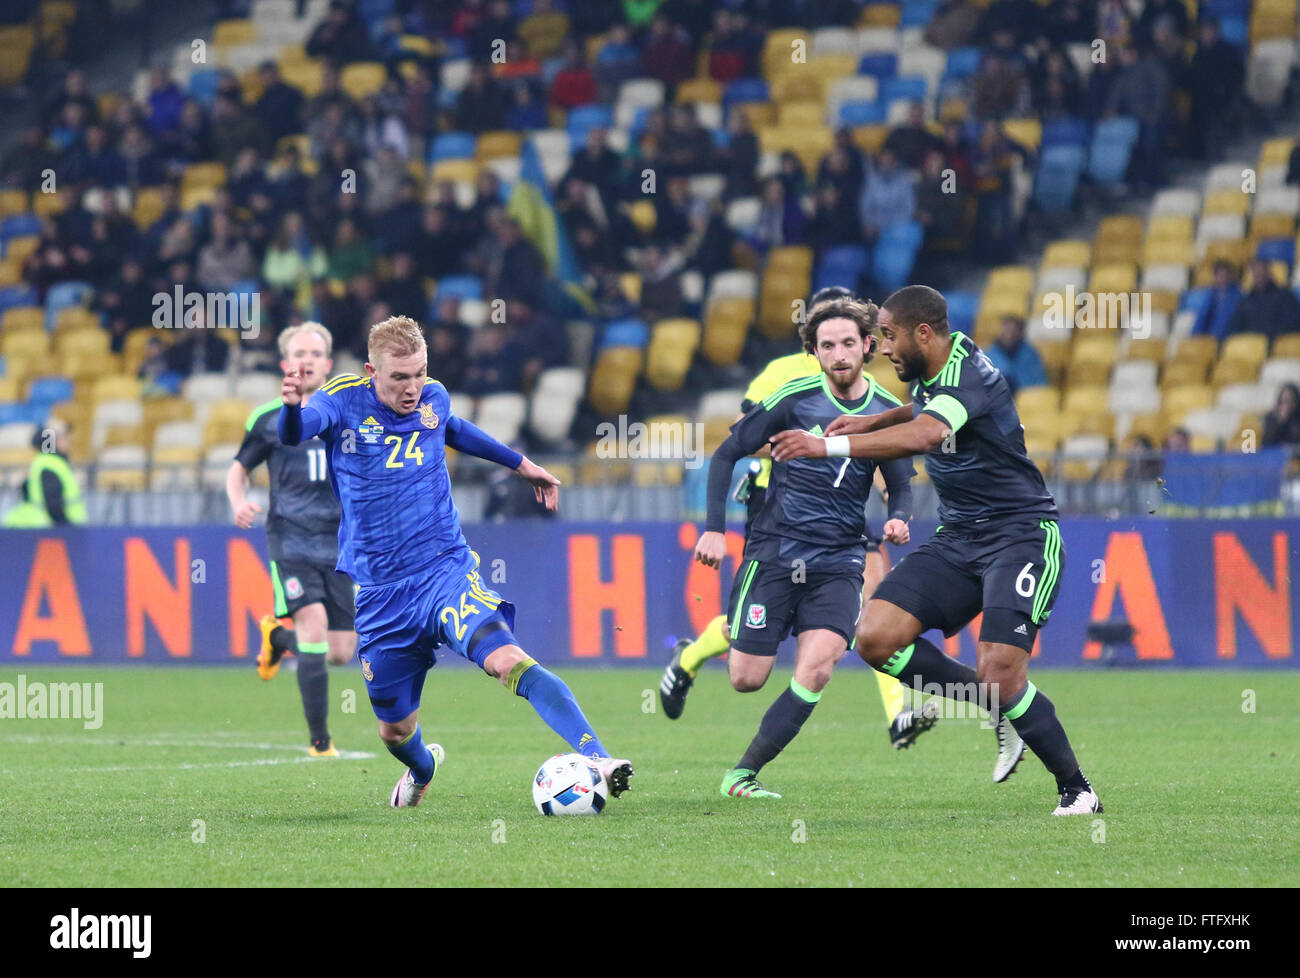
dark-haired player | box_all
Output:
[661,287,938,750]
[694,297,918,799]
[771,285,1101,815]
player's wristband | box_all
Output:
[825,435,850,457]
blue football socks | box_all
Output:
[510,658,608,758]
[386,723,435,784]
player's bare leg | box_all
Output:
[482,644,634,797]
[977,641,1100,814]
[379,709,444,808]
[727,646,777,692]
[859,552,939,749]
[857,599,1015,778]
[723,629,845,799]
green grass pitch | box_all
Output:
[1,666,1295,887]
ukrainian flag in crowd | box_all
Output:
[508,138,595,312]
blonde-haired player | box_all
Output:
[279,316,634,807]
[227,322,355,756]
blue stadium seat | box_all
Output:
[814,245,869,295]
[358,0,396,19]
[1042,117,1090,148]
[188,69,222,106]
[858,53,898,80]
[600,317,648,350]
[1033,144,1085,212]
[44,280,93,316]
[944,47,982,79]
[882,76,928,105]
[1179,287,1210,315]
[629,105,656,137]
[838,101,886,126]
[0,214,41,249]
[1219,14,1248,46]
[900,1,939,29]
[0,404,23,425]
[1205,0,1250,18]
[0,286,38,315]
[1257,238,1296,266]
[722,78,769,108]
[872,221,923,293]
[434,276,484,303]
[945,290,979,335]
[429,131,476,163]
[27,377,73,406]
[566,104,614,142]
[1087,115,1139,184]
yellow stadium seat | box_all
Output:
[1143,237,1194,267]
[1097,214,1144,245]
[53,307,97,334]
[0,26,35,88]
[768,73,828,105]
[1124,337,1166,363]
[619,272,641,305]
[213,18,256,49]
[808,54,858,85]
[1089,262,1138,294]
[475,130,521,162]
[182,161,226,192]
[1221,332,1269,368]
[625,199,656,235]
[859,4,902,26]
[676,78,721,103]
[1147,214,1194,243]
[1061,384,1110,418]
[281,60,324,97]
[1,327,48,362]
[589,347,644,415]
[92,375,141,403]
[1160,358,1207,388]
[0,189,27,218]
[702,297,753,366]
[1259,136,1294,169]
[1042,239,1090,268]
[938,97,968,123]
[430,158,479,185]
[767,246,814,275]
[0,375,23,401]
[646,321,700,392]
[851,124,890,154]
[1273,334,1300,359]
[2,306,43,334]
[1203,188,1251,216]
[1002,118,1042,153]
[985,265,1035,297]
[132,186,168,229]
[734,101,776,129]
[1163,385,1214,420]
[1168,333,1217,365]
[1211,359,1260,387]
[777,101,826,128]
[0,258,19,288]
[1250,212,1295,244]
[55,328,110,359]
[761,28,805,74]
[4,235,38,265]
[341,62,386,99]
[1016,386,1061,418]
[1203,239,1250,267]
[978,290,1030,322]
[32,192,66,218]
[1092,237,1142,266]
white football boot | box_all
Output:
[390,743,445,808]
[993,713,1026,783]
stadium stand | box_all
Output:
[0,0,1298,509]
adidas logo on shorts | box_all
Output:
[1014,624,1028,635]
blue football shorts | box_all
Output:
[354,547,518,723]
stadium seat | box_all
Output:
[429,131,476,162]
[528,367,585,444]
[702,297,753,366]
[944,291,978,335]
[588,347,643,415]
[1256,186,1300,218]
[872,220,923,293]
[1042,239,1091,269]
[646,319,701,392]
[857,52,898,80]
[1087,116,1139,184]
[1151,188,1201,217]
[474,392,527,445]
[814,245,869,294]
[1033,144,1085,211]
[698,389,746,422]
[599,318,648,351]
[1246,39,1294,107]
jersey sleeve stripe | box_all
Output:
[873,385,904,407]
[923,393,968,431]
[760,375,821,410]
[320,373,361,393]
[322,377,368,395]
[245,398,283,430]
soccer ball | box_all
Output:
[532,753,608,815]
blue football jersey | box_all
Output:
[306,374,466,586]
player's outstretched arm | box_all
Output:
[514,456,560,512]
[277,367,325,445]
[770,414,950,463]
[825,403,914,437]
[695,432,748,568]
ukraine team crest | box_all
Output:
[420,403,439,429]
[360,657,374,682]
[746,603,767,628]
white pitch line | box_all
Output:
[63,749,377,773]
